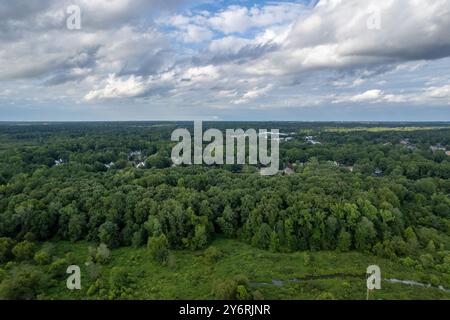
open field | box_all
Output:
[15,238,449,300]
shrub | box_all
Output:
[316,292,336,300]
[213,275,250,300]
[148,234,169,264]
[0,237,16,263]
[49,258,68,278]
[33,251,52,265]
[236,285,252,300]
[96,244,111,264]
[12,241,36,261]
[419,254,434,269]
[109,267,132,299]
[86,262,102,281]
[98,222,120,248]
[337,230,352,252]
[0,266,45,300]
[203,246,223,264]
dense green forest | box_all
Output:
[0,122,449,300]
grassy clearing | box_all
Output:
[38,238,450,300]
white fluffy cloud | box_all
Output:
[333,89,383,103]
[241,0,450,77]
[233,85,273,104]
[1,0,450,120]
[84,74,148,100]
[333,82,450,105]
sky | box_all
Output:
[1,0,450,121]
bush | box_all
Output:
[337,230,351,252]
[98,222,120,248]
[0,268,6,282]
[213,275,250,300]
[109,267,132,299]
[95,244,111,264]
[203,246,223,264]
[33,251,52,265]
[148,234,169,264]
[252,290,264,300]
[12,241,36,261]
[0,266,46,300]
[399,257,417,268]
[419,254,434,269]
[109,267,130,290]
[316,292,336,300]
[88,244,111,264]
[86,262,102,281]
[0,237,16,263]
[49,258,68,278]
[236,285,252,300]
[213,279,237,300]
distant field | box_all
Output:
[324,126,450,133]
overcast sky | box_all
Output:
[1,0,450,121]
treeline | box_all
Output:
[1,162,449,258]
[0,123,449,258]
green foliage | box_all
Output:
[33,251,52,265]
[49,258,68,278]
[96,244,111,264]
[0,266,46,300]
[315,292,336,300]
[0,237,16,263]
[213,275,251,300]
[12,241,36,261]
[355,217,376,251]
[217,206,237,238]
[1,122,449,257]
[303,252,311,267]
[203,246,223,264]
[190,224,208,250]
[251,223,272,250]
[98,222,120,248]
[109,267,132,299]
[236,285,252,300]
[0,122,450,300]
[337,230,352,252]
[147,234,169,264]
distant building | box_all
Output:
[283,166,295,176]
[128,150,143,161]
[54,158,65,166]
[136,161,146,168]
[430,144,446,153]
[305,136,321,145]
[399,139,416,150]
[399,139,409,145]
[104,162,114,169]
[373,168,383,177]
